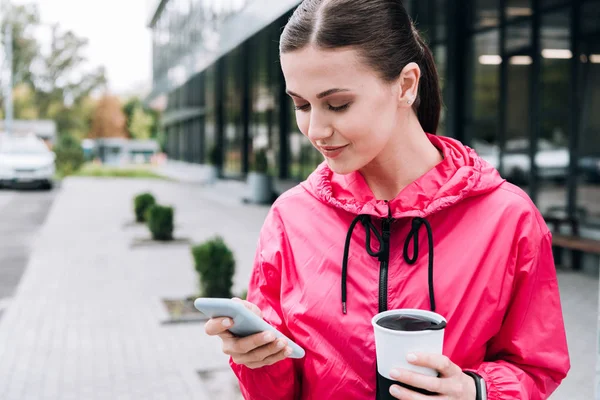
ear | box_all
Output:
[396,62,421,108]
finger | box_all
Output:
[232,298,262,317]
[234,338,289,365]
[205,317,235,336]
[389,369,454,395]
[389,384,447,400]
[245,346,292,369]
[408,353,462,378]
[225,331,278,355]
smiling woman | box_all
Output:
[201,1,570,400]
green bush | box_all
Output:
[147,204,174,241]
[54,134,85,177]
[252,148,269,174]
[134,193,156,223]
[191,236,235,298]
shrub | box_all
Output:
[147,204,174,241]
[191,236,235,298]
[252,148,269,174]
[134,193,156,223]
[54,134,85,176]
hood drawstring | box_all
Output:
[341,215,436,314]
[341,214,384,314]
[403,217,436,312]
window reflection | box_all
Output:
[537,10,571,218]
[470,0,500,29]
[468,30,500,149]
[577,1,600,223]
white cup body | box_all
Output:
[371,309,446,379]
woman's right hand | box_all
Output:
[204,298,293,369]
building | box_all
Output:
[147,0,600,226]
[84,138,161,166]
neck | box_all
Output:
[359,116,443,201]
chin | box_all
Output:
[325,159,360,175]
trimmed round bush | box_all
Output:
[147,204,174,241]
[134,193,156,223]
[191,236,235,298]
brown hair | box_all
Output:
[280,0,442,134]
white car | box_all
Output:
[0,135,56,189]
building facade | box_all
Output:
[147,0,600,224]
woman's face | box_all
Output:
[281,45,409,175]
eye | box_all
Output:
[328,103,350,112]
[294,104,311,112]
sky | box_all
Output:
[14,0,154,97]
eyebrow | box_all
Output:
[286,88,351,99]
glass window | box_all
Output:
[204,65,216,163]
[503,54,532,185]
[434,45,447,136]
[410,0,447,44]
[536,10,571,216]
[577,17,600,223]
[223,46,244,178]
[581,1,600,35]
[249,26,280,177]
[434,0,447,42]
[467,30,501,149]
[506,20,532,53]
[470,0,500,30]
[506,0,533,21]
[540,0,569,9]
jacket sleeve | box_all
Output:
[229,207,301,400]
[471,231,570,399]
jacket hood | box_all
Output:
[302,134,505,219]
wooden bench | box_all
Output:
[545,215,600,270]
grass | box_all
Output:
[62,163,169,180]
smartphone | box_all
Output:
[194,297,305,359]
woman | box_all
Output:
[205,0,570,399]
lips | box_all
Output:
[319,144,349,158]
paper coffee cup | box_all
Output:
[371,309,446,379]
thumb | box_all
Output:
[232,297,262,318]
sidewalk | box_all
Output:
[0,175,595,399]
[0,177,270,400]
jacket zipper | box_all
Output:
[378,203,392,313]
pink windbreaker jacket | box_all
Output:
[230,134,570,399]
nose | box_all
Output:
[307,110,333,142]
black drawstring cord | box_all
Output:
[341,214,384,314]
[342,214,436,315]
[403,217,436,312]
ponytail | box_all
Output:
[414,33,442,135]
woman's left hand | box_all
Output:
[389,353,476,399]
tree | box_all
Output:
[89,95,128,139]
[13,83,39,120]
[129,106,154,140]
[0,4,40,88]
[123,97,162,141]
[33,24,107,123]
[0,4,106,141]
[0,4,41,115]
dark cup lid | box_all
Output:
[376,314,447,331]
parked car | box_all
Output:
[472,138,569,184]
[579,155,600,183]
[0,134,56,189]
